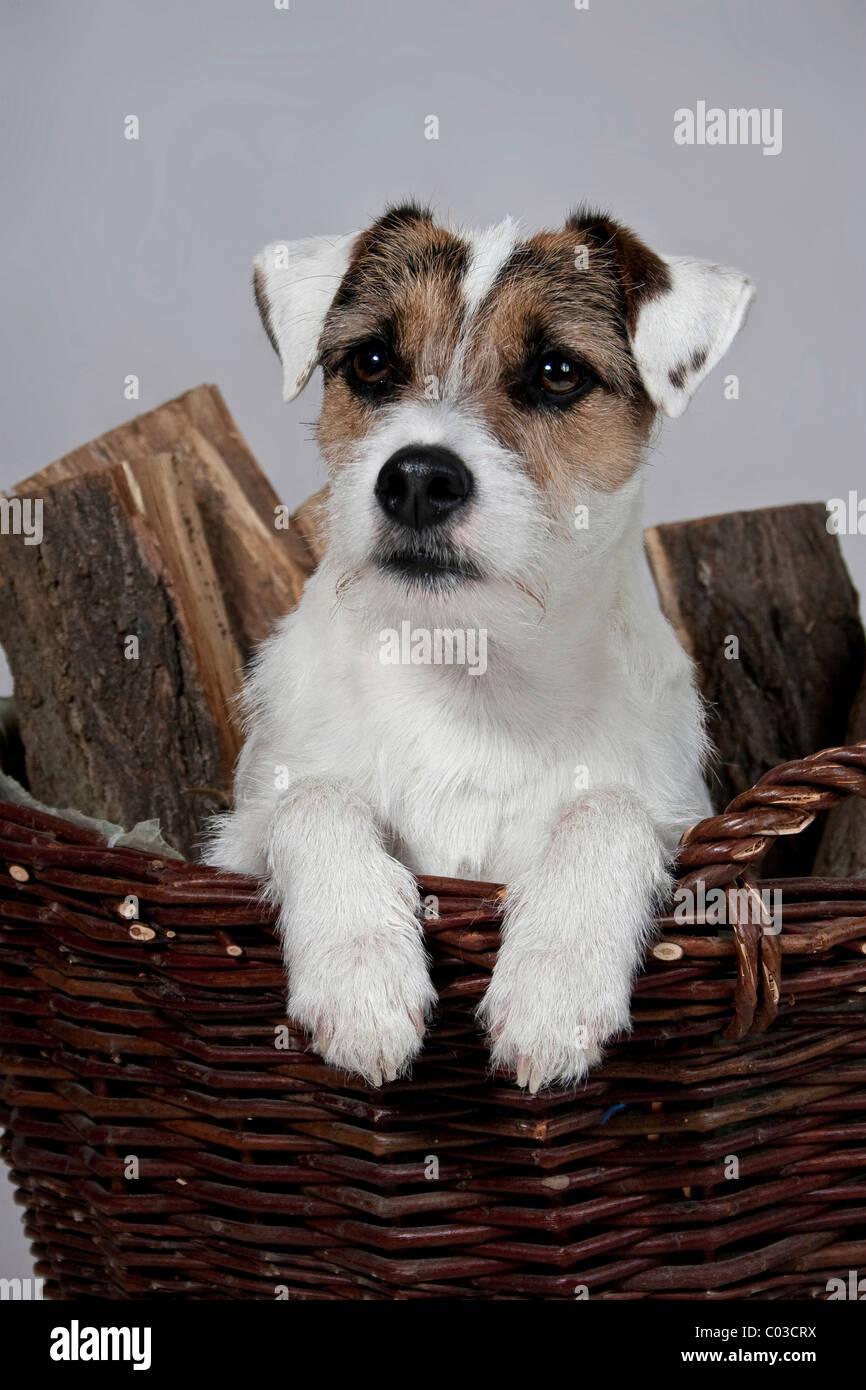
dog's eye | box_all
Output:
[537,353,586,397]
[513,351,597,410]
[350,342,394,387]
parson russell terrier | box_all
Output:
[206,203,754,1092]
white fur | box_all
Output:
[460,216,522,315]
[262,778,435,1084]
[631,256,755,417]
[254,233,357,400]
[444,217,523,394]
[207,218,751,1091]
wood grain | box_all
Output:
[645,502,865,872]
[0,386,314,854]
[813,672,866,876]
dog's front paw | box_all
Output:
[288,918,436,1088]
[478,947,630,1094]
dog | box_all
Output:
[206,202,754,1092]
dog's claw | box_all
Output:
[409,1008,426,1038]
[516,1055,531,1089]
[528,1064,544,1095]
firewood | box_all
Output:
[645,503,865,873]
[0,387,313,856]
[290,485,330,567]
[812,672,866,877]
[17,384,317,660]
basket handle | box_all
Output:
[677,740,866,892]
[673,740,866,1040]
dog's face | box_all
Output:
[255,204,753,614]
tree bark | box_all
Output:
[812,672,866,877]
[17,384,317,661]
[290,485,330,568]
[0,386,313,856]
[645,502,865,873]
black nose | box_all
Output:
[375,446,473,530]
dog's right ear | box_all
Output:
[253,234,357,401]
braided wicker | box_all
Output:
[1,743,865,1300]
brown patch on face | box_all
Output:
[480,383,653,498]
[316,203,469,470]
[315,369,372,472]
[567,207,672,335]
[314,203,668,498]
[461,224,659,496]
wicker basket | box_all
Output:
[1,742,865,1301]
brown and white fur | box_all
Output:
[206,203,754,1092]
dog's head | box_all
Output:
[254,203,753,618]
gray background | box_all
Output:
[1,0,863,1279]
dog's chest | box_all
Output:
[312,666,571,879]
[377,722,548,879]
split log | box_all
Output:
[0,386,313,856]
[18,384,317,657]
[290,485,330,568]
[645,503,865,874]
[813,672,866,877]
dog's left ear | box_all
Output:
[253,233,358,401]
[629,254,755,418]
[569,210,755,418]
